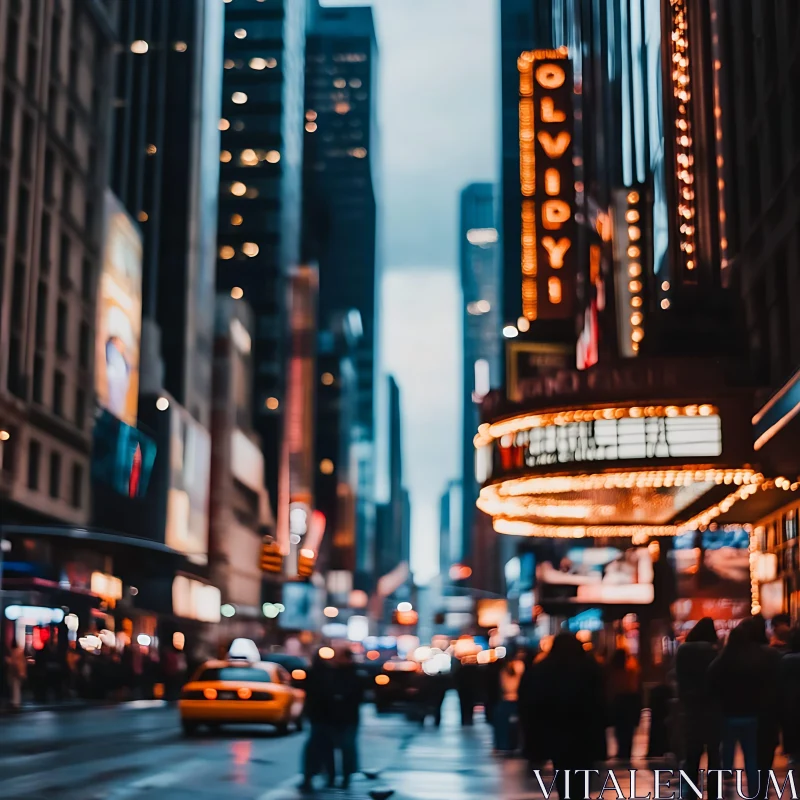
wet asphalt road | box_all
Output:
[0,701,414,800]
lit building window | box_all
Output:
[218,119,230,131]
[350,147,367,159]
[245,187,259,199]
[224,59,235,69]
[137,211,148,222]
[335,102,351,115]
[265,150,281,163]
[231,287,244,300]
[220,150,232,163]
[305,122,317,132]
[146,143,157,155]
[333,78,346,88]
[230,182,247,196]
[249,57,267,70]
[321,372,335,386]
[240,148,258,165]
[349,78,362,88]
[130,40,148,54]
[232,92,247,104]
[173,41,188,52]
[220,246,235,260]
[230,214,243,226]
[242,242,259,257]
[320,459,335,475]
[234,28,247,39]
[265,396,279,410]
[305,110,317,121]
[265,57,277,68]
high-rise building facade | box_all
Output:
[216,0,308,511]
[459,184,501,569]
[0,0,116,527]
[302,3,378,439]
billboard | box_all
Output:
[537,545,654,604]
[165,405,211,561]
[671,529,750,600]
[95,191,142,426]
[91,409,156,498]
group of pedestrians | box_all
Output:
[3,637,191,710]
[300,647,364,793]
[676,614,800,797]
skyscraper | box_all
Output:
[460,184,501,569]
[0,0,116,526]
[216,0,308,510]
[302,3,378,439]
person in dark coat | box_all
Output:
[299,654,336,792]
[328,648,363,789]
[527,633,605,800]
[454,658,479,726]
[707,621,764,797]
[675,617,721,796]
[744,616,782,778]
[518,648,542,766]
[780,628,800,763]
[770,613,792,655]
[607,648,642,761]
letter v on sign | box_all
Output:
[538,131,571,159]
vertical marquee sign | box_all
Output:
[518,47,575,321]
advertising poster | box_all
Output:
[536,544,655,605]
[95,191,143,426]
[165,406,211,561]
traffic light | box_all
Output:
[297,549,315,579]
[261,539,283,574]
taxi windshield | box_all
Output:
[197,667,273,683]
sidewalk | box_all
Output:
[0,698,167,716]
[261,697,793,800]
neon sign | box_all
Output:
[518,48,575,321]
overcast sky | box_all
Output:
[322,0,499,584]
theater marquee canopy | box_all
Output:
[475,358,800,540]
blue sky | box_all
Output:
[322,0,499,583]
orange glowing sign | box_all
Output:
[518,50,575,320]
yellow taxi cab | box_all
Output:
[179,659,305,736]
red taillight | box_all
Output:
[237,688,252,700]
[203,688,217,700]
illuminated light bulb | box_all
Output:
[265,396,279,410]
[242,242,259,257]
[265,150,281,163]
[130,40,148,54]
[220,245,235,260]
[627,191,640,204]
[502,325,519,339]
[661,299,671,309]
[628,226,641,241]
[173,41,188,52]
[156,397,170,412]
[230,287,244,300]
[249,57,267,70]
[230,213,243,226]
[625,209,640,223]
[218,118,230,131]
[627,246,641,258]
[628,263,642,277]
[234,28,247,39]
[305,110,317,121]
[630,312,643,326]
[137,211,148,222]
[224,58,235,69]
[631,296,643,308]
[232,91,247,104]
[517,316,530,333]
[230,182,247,196]
[628,280,642,293]
[320,459,334,475]
[220,150,232,163]
[631,328,644,343]
[305,122,317,132]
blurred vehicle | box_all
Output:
[261,652,310,690]
[373,658,420,713]
[355,659,383,702]
[179,660,304,736]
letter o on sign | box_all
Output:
[535,63,566,89]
